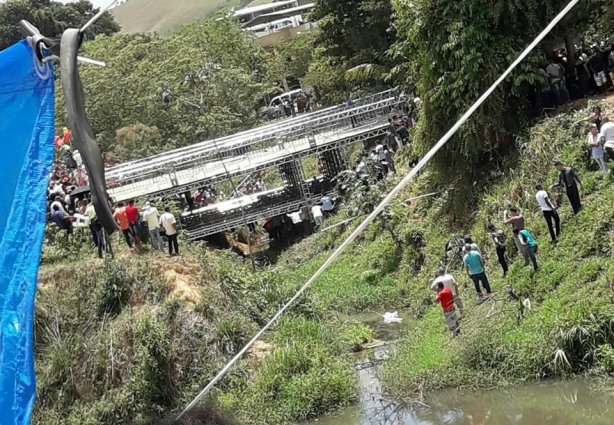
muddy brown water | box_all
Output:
[307,312,614,425]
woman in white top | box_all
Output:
[587,125,608,174]
[535,184,560,243]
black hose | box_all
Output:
[60,28,117,234]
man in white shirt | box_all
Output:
[535,184,560,243]
[160,207,179,256]
[143,201,163,251]
[85,200,98,247]
[599,116,614,160]
[430,268,463,315]
[311,204,323,228]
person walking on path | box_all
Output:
[588,125,608,174]
[125,199,141,248]
[504,207,530,264]
[160,207,179,256]
[434,281,460,337]
[515,228,539,271]
[553,161,582,215]
[535,184,561,243]
[431,268,464,316]
[487,223,508,276]
[113,202,132,248]
[143,201,163,251]
[463,245,492,300]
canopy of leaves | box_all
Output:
[55,20,276,160]
[0,0,119,51]
[391,0,608,210]
[304,0,396,104]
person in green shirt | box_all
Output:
[515,228,539,271]
[463,245,492,299]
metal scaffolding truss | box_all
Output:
[108,117,390,202]
[183,189,332,240]
[108,95,405,202]
[106,95,405,185]
[106,88,400,174]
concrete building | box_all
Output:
[229,0,315,43]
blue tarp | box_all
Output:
[0,40,55,424]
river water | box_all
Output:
[306,312,614,425]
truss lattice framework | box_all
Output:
[106,94,406,189]
[108,121,389,202]
[183,190,333,240]
[106,89,400,175]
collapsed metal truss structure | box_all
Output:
[106,89,409,239]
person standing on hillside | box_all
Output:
[125,199,141,248]
[85,199,98,247]
[588,125,608,174]
[515,228,539,271]
[487,223,508,277]
[504,207,529,264]
[431,268,463,316]
[599,116,614,160]
[143,201,163,251]
[553,161,582,215]
[535,184,561,243]
[463,245,492,300]
[434,281,460,337]
[160,207,179,256]
[113,202,132,248]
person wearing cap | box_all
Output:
[552,161,582,214]
[143,201,163,251]
[463,244,492,299]
[431,268,463,316]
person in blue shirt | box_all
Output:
[463,244,492,298]
[515,228,539,271]
[50,204,74,234]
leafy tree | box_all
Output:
[391,0,608,210]
[269,32,316,90]
[0,0,119,50]
[55,20,276,157]
[305,0,396,104]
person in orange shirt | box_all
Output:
[113,202,132,248]
[434,282,460,337]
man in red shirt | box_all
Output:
[434,282,460,336]
[125,199,141,247]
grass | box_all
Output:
[35,98,614,424]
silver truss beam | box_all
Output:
[106,89,400,173]
[106,94,406,185]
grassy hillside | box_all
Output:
[112,0,251,33]
[33,96,614,425]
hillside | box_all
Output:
[32,94,614,425]
[112,0,252,33]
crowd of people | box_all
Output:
[540,42,613,109]
[433,108,614,337]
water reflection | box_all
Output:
[308,379,613,425]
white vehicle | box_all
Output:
[269,89,303,108]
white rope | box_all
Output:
[80,0,120,34]
[176,0,580,419]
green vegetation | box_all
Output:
[56,19,275,161]
[0,0,119,50]
[383,103,614,401]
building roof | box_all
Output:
[244,3,315,27]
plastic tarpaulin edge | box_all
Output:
[0,40,55,424]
